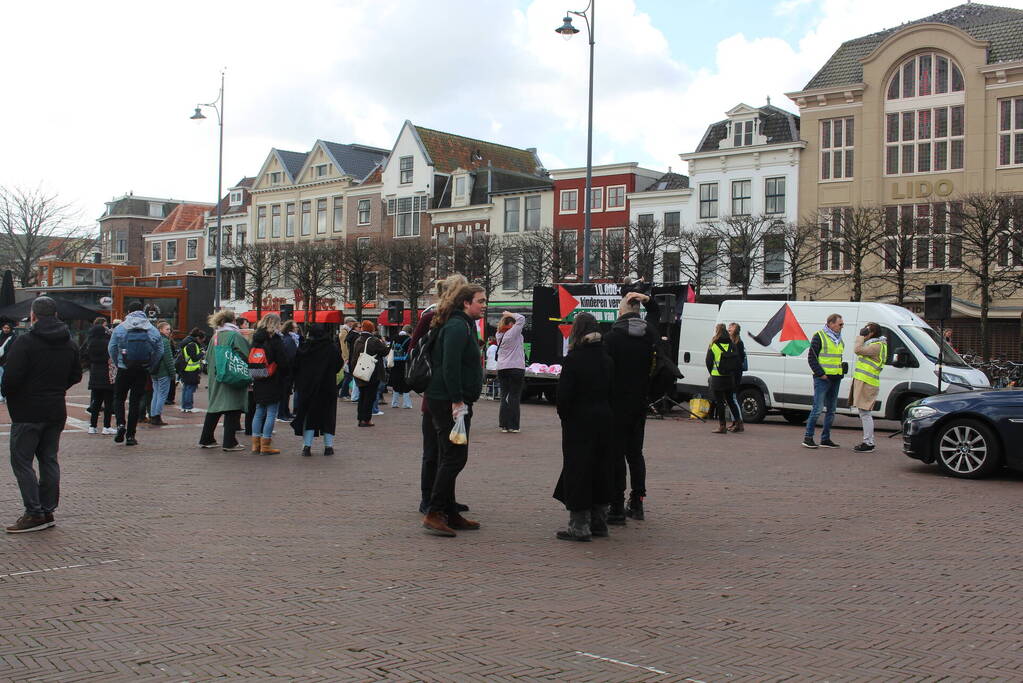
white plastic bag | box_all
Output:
[449,405,468,445]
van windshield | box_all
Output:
[899,325,968,367]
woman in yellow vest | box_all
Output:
[850,322,887,453]
[705,324,735,434]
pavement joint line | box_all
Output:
[0,559,120,580]
[574,651,683,678]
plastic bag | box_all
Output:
[449,405,468,445]
[689,397,710,419]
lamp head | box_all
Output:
[190,106,206,121]
[556,15,579,40]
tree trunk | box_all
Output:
[980,284,991,362]
[410,296,419,325]
[255,288,263,320]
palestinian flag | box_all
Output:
[749,303,810,356]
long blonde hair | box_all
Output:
[257,313,281,333]
[433,284,484,328]
[710,323,727,346]
[209,308,236,329]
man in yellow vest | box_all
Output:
[850,322,887,453]
[803,313,846,449]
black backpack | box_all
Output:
[405,327,439,394]
[715,342,741,376]
[123,328,152,369]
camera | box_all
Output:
[860,326,870,336]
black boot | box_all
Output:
[625,493,644,521]
[607,499,627,526]
[301,446,312,457]
[556,509,592,542]
[590,504,609,537]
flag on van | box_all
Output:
[750,303,810,356]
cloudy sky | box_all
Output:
[4,0,1021,229]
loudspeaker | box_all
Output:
[387,299,404,324]
[655,293,677,324]
[280,303,294,322]
[924,284,952,320]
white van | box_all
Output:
[676,300,990,423]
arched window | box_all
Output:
[884,52,965,175]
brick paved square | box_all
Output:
[1,383,1022,681]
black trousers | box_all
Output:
[88,389,114,428]
[357,379,379,422]
[497,368,525,430]
[426,399,472,515]
[244,392,255,435]
[113,366,148,437]
[200,410,242,448]
[10,421,63,516]
[612,411,647,499]
[420,410,438,504]
[166,378,176,404]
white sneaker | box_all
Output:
[373,411,385,416]
[102,427,117,435]
[88,427,98,434]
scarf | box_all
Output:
[822,326,843,346]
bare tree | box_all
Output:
[284,242,335,325]
[228,243,280,320]
[676,228,720,296]
[336,237,378,321]
[705,214,776,299]
[463,231,505,299]
[0,186,86,286]
[378,238,433,325]
[816,206,882,302]
[870,205,927,306]
[782,218,823,300]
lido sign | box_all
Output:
[890,179,954,200]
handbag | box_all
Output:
[353,350,377,382]
[213,331,252,388]
[384,348,395,369]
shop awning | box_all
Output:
[241,309,343,324]
[376,308,425,327]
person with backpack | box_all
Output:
[290,324,341,456]
[176,328,205,413]
[198,309,250,451]
[277,320,299,420]
[352,320,388,427]
[725,322,747,433]
[108,301,163,446]
[249,314,289,454]
[84,317,116,435]
[148,322,175,427]
[389,325,413,409]
[706,323,740,435]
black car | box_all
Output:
[903,389,1023,478]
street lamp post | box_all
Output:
[556,2,594,283]
[191,70,226,310]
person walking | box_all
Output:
[604,290,659,524]
[1,297,81,533]
[84,317,116,435]
[390,325,414,409]
[277,320,299,420]
[338,317,360,402]
[291,323,341,456]
[803,313,846,449]
[108,301,162,446]
[177,328,205,413]
[249,314,289,454]
[198,309,250,451]
[421,284,486,537]
[352,320,387,427]
[496,311,526,433]
[148,321,175,427]
[707,324,738,435]
[553,312,614,542]
[0,320,15,403]
[850,322,887,453]
[725,322,747,432]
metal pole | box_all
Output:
[214,72,224,310]
[582,2,594,283]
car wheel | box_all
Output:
[934,419,1001,479]
[738,387,766,424]
[781,409,809,425]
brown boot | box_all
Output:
[260,437,280,455]
[730,421,745,433]
[712,423,727,434]
[422,511,456,537]
[447,511,480,530]
[251,436,261,453]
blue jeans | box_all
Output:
[372,382,385,413]
[0,365,5,400]
[252,402,278,439]
[150,376,171,416]
[805,376,842,441]
[391,392,413,408]
[303,429,334,447]
[181,383,197,410]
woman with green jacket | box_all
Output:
[198,309,250,451]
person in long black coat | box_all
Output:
[291,324,341,456]
[84,318,115,434]
[553,312,615,542]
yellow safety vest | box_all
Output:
[183,343,202,372]
[853,340,887,387]
[710,342,730,377]
[815,329,845,376]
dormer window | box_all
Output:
[399,156,413,184]
[316,164,329,178]
[148,202,164,218]
[229,191,243,206]
[733,120,755,147]
[269,172,282,185]
[455,176,466,198]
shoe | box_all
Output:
[373,411,384,416]
[301,446,312,457]
[712,424,727,434]
[198,441,219,449]
[499,428,509,433]
[729,421,745,433]
[259,437,281,455]
[88,427,98,434]
[590,505,609,537]
[149,415,164,427]
[607,500,627,526]
[102,427,117,435]
[222,444,245,452]
[853,442,876,452]
[419,499,429,515]
[165,401,175,406]
[5,514,50,534]
[508,429,520,434]
[252,436,262,454]
[556,510,592,542]
[364,421,374,427]
[114,426,126,443]
[454,502,469,512]
[404,405,412,409]
[802,437,818,449]
[820,439,840,449]
[323,447,334,456]
[447,512,480,530]
[139,416,149,424]
[625,494,645,521]
[422,511,457,537]
[125,436,138,446]
[44,513,55,528]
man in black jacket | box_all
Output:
[604,291,659,524]
[1,297,82,533]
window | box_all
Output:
[229,191,243,206]
[883,202,965,271]
[588,229,603,276]
[271,205,281,238]
[399,156,413,184]
[998,97,1023,167]
[765,177,785,214]
[114,230,127,256]
[151,242,161,262]
[286,203,295,237]
[301,201,311,236]
[505,197,520,232]
[395,196,426,237]
[638,214,655,236]
[235,271,246,300]
[699,183,718,219]
[236,225,246,250]
[389,258,401,293]
[525,196,541,231]
[316,199,327,234]
[559,231,577,274]
[885,106,964,174]
[606,228,627,278]
[588,187,603,211]
[560,189,578,213]
[763,232,784,283]
[333,197,344,232]
[699,237,719,287]
[208,228,217,256]
[819,208,850,271]
[257,206,267,238]
[996,197,1023,268]
[166,240,177,261]
[455,176,466,197]
[607,185,626,209]
[148,202,164,218]
[365,272,377,301]
[358,199,371,225]
[436,233,451,278]
[222,226,232,254]
[502,248,518,290]
[820,118,854,180]
[316,164,329,178]
[887,52,964,101]
[186,238,197,260]
[269,172,282,185]
[731,180,752,216]
[663,251,680,283]
[732,120,755,147]
[662,211,680,237]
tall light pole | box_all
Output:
[556,2,594,283]
[191,69,225,309]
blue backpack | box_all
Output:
[122,328,152,369]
